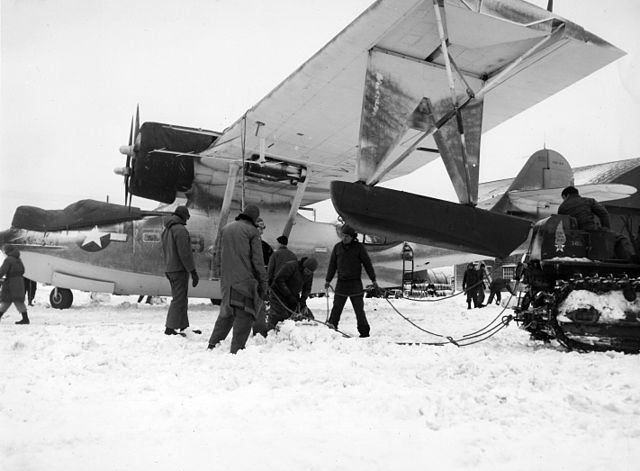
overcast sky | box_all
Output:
[1,0,639,227]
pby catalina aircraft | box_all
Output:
[0,1,629,308]
[2,149,637,309]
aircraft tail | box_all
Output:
[489,149,573,216]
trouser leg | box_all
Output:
[350,294,369,336]
[252,302,268,337]
[208,305,234,347]
[266,298,290,330]
[328,293,348,327]
[230,309,254,354]
[487,291,495,304]
[0,301,10,319]
[496,291,502,304]
[165,271,189,330]
[14,301,29,324]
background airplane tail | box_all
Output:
[490,148,573,216]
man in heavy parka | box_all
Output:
[325,224,378,337]
[462,263,481,309]
[268,256,318,330]
[208,205,268,353]
[161,205,199,336]
[0,245,30,324]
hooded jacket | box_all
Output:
[161,215,195,273]
[0,246,26,302]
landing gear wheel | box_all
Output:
[50,288,73,309]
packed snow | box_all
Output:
[1,288,639,471]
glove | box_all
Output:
[191,270,199,287]
[324,282,331,290]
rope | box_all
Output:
[269,288,352,338]
[268,282,515,347]
[326,283,514,347]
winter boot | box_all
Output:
[15,312,30,325]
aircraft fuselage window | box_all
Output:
[142,232,161,243]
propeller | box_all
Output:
[117,105,140,207]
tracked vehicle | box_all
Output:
[514,215,640,353]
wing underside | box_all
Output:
[190,0,622,208]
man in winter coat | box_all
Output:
[487,277,515,305]
[558,186,610,231]
[325,224,378,337]
[208,205,268,353]
[0,245,29,324]
[267,235,297,285]
[558,185,635,259]
[268,257,318,330]
[462,263,481,309]
[161,205,199,336]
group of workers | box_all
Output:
[462,262,515,309]
[161,204,378,353]
[1,186,636,342]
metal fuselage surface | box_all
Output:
[0,207,443,300]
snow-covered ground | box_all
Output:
[1,289,639,471]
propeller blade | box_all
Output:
[134,104,140,142]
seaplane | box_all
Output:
[0,0,633,309]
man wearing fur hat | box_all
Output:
[325,224,378,337]
[161,205,199,336]
[268,256,318,330]
[267,235,297,285]
[208,205,268,353]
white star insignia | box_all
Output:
[82,226,108,248]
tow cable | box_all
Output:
[269,278,518,347]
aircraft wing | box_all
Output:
[123,0,623,213]
[189,0,622,208]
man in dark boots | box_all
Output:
[325,225,378,337]
[161,206,199,336]
[0,245,30,324]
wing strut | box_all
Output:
[359,15,568,206]
[432,0,474,204]
[211,162,241,278]
[282,169,312,238]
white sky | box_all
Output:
[1,0,639,226]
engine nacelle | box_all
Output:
[128,122,218,204]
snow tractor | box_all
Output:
[513,215,640,353]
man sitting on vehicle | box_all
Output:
[558,186,635,260]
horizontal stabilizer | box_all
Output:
[508,183,636,213]
[331,182,532,259]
